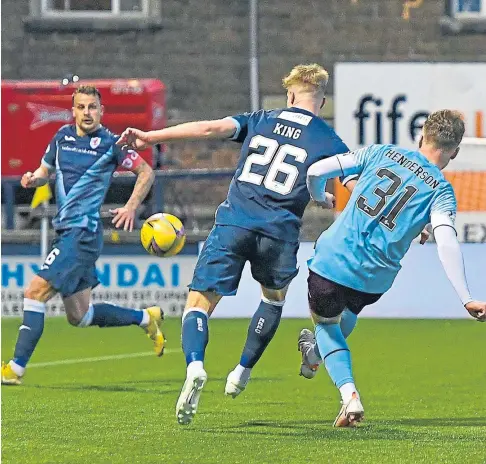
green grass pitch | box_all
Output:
[2,317,485,464]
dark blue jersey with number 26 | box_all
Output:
[215,108,349,242]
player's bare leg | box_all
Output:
[63,288,166,356]
[225,285,287,398]
[176,290,221,425]
[2,276,55,385]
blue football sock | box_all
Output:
[315,323,354,388]
[239,300,283,368]
[312,309,358,361]
[340,309,358,339]
[91,302,144,327]
[182,309,209,365]
[13,299,45,368]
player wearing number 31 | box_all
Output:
[299,109,486,428]
[117,64,356,424]
[2,86,166,387]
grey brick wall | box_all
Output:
[2,0,485,120]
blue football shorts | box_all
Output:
[37,227,103,298]
[190,224,299,296]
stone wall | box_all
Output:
[3,0,485,121]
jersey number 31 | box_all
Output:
[357,168,418,231]
[238,135,307,195]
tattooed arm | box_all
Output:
[110,159,155,232]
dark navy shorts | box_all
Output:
[190,225,299,296]
[37,227,103,298]
[307,269,383,318]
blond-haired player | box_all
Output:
[118,64,356,425]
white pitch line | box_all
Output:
[28,349,176,369]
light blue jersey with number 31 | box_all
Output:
[309,144,457,294]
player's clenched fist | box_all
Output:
[465,301,486,322]
[21,172,38,189]
[117,128,150,151]
[314,192,336,209]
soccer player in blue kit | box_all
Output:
[2,86,165,386]
[117,64,356,424]
[299,110,486,427]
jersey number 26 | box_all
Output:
[238,135,307,195]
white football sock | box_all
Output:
[9,360,25,376]
[139,310,150,327]
[187,361,204,376]
[339,382,359,404]
[233,364,252,383]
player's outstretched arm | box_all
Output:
[20,165,50,189]
[433,216,486,322]
[307,153,362,209]
[117,119,238,150]
[307,156,346,201]
[110,159,155,232]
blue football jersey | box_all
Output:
[42,124,132,232]
[215,108,349,242]
[309,144,457,294]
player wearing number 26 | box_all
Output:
[117,64,354,424]
[299,110,486,428]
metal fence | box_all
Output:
[1,168,334,243]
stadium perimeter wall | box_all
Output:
[2,243,485,319]
[2,1,486,121]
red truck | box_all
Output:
[1,78,166,176]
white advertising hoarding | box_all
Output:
[455,213,486,243]
[335,63,486,149]
[214,242,486,319]
[3,242,485,319]
[1,255,197,317]
[335,63,486,245]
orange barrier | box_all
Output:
[335,172,486,212]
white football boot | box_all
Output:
[298,329,321,379]
[175,363,207,425]
[333,392,364,427]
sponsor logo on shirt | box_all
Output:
[278,111,313,126]
[63,146,98,156]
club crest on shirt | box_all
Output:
[90,137,101,149]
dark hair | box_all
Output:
[423,110,465,151]
[72,85,102,105]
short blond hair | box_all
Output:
[282,64,329,95]
[423,110,465,151]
